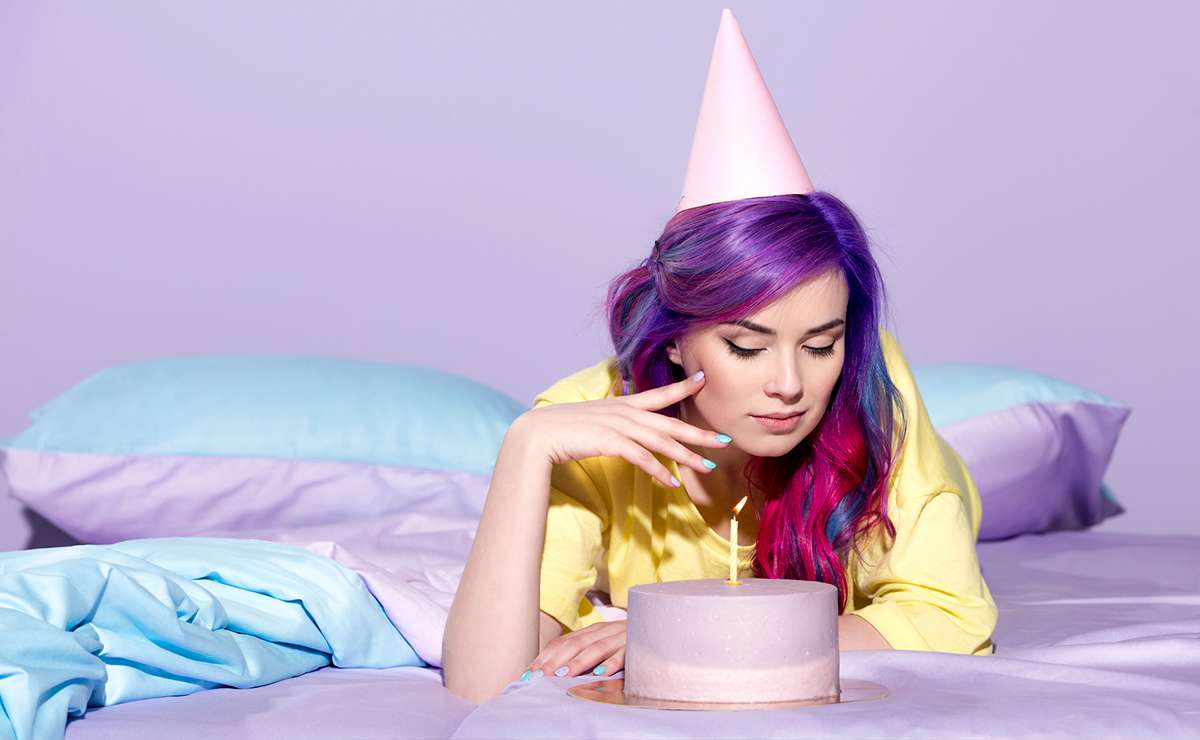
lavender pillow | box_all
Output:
[0,355,524,543]
[1,355,1128,545]
[912,363,1130,540]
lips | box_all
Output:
[751,412,804,433]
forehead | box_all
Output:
[738,270,848,329]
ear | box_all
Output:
[665,341,682,367]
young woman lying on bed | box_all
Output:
[441,192,999,703]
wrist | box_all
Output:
[503,413,551,466]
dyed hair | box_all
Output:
[602,192,908,614]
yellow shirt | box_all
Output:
[533,327,998,655]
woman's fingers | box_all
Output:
[545,632,625,678]
[591,646,625,678]
[527,625,608,675]
[596,430,681,489]
[611,401,732,451]
[617,372,732,448]
[626,369,707,412]
[657,412,734,448]
[529,631,622,677]
[657,412,729,446]
[525,624,626,679]
[606,414,724,476]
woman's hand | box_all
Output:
[513,368,733,487]
[526,619,627,679]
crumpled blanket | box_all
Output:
[0,537,422,740]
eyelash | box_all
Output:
[723,338,836,361]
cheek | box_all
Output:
[818,367,843,403]
[798,366,843,428]
[696,380,738,418]
[694,379,754,431]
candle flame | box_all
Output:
[732,495,748,516]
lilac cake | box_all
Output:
[624,578,840,704]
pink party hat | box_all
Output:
[676,8,814,213]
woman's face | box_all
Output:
[666,268,849,458]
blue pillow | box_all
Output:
[6,355,526,476]
[914,363,1123,428]
[912,362,1130,539]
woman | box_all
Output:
[442,10,997,705]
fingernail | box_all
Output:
[593,665,608,676]
[669,475,681,487]
[554,666,569,677]
[520,670,532,681]
[692,370,705,382]
[714,433,733,443]
[531,668,544,678]
[702,458,717,469]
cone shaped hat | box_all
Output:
[676,8,814,213]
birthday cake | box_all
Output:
[623,578,840,704]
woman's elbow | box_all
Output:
[441,656,507,705]
[443,676,502,705]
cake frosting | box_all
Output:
[624,578,839,704]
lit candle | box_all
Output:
[727,494,749,585]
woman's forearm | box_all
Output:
[442,420,551,703]
[838,613,892,650]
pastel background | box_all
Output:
[2,1,1196,550]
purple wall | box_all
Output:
[3,1,1196,550]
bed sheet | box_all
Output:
[9,452,1196,740]
[50,519,1199,740]
[450,530,1200,739]
[62,665,469,740]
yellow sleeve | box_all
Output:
[530,393,610,634]
[851,328,998,655]
[537,458,609,633]
[851,491,998,655]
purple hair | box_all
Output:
[602,192,908,613]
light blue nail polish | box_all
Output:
[531,668,544,678]
[520,670,532,682]
[702,458,717,469]
[554,666,569,677]
[714,433,733,443]
[692,370,705,382]
[593,665,608,676]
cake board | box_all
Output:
[567,677,888,711]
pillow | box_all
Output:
[911,362,1130,540]
[0,355,526,543]
[1,355,1129,545]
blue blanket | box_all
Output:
[0,537,423,740]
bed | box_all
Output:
[2,354,1194,739]
[42,520,1198,739]
[449,529,1200,739]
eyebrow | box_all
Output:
[718,318,845,337]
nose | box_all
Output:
[765,354,803,402]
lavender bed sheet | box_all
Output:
[453,530,1200,739]
[62,666,468,740]
[58,480,1200,738]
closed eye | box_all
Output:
[723,338,836,361]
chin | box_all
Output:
[746,420,816,454]
[742,434,803,458]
